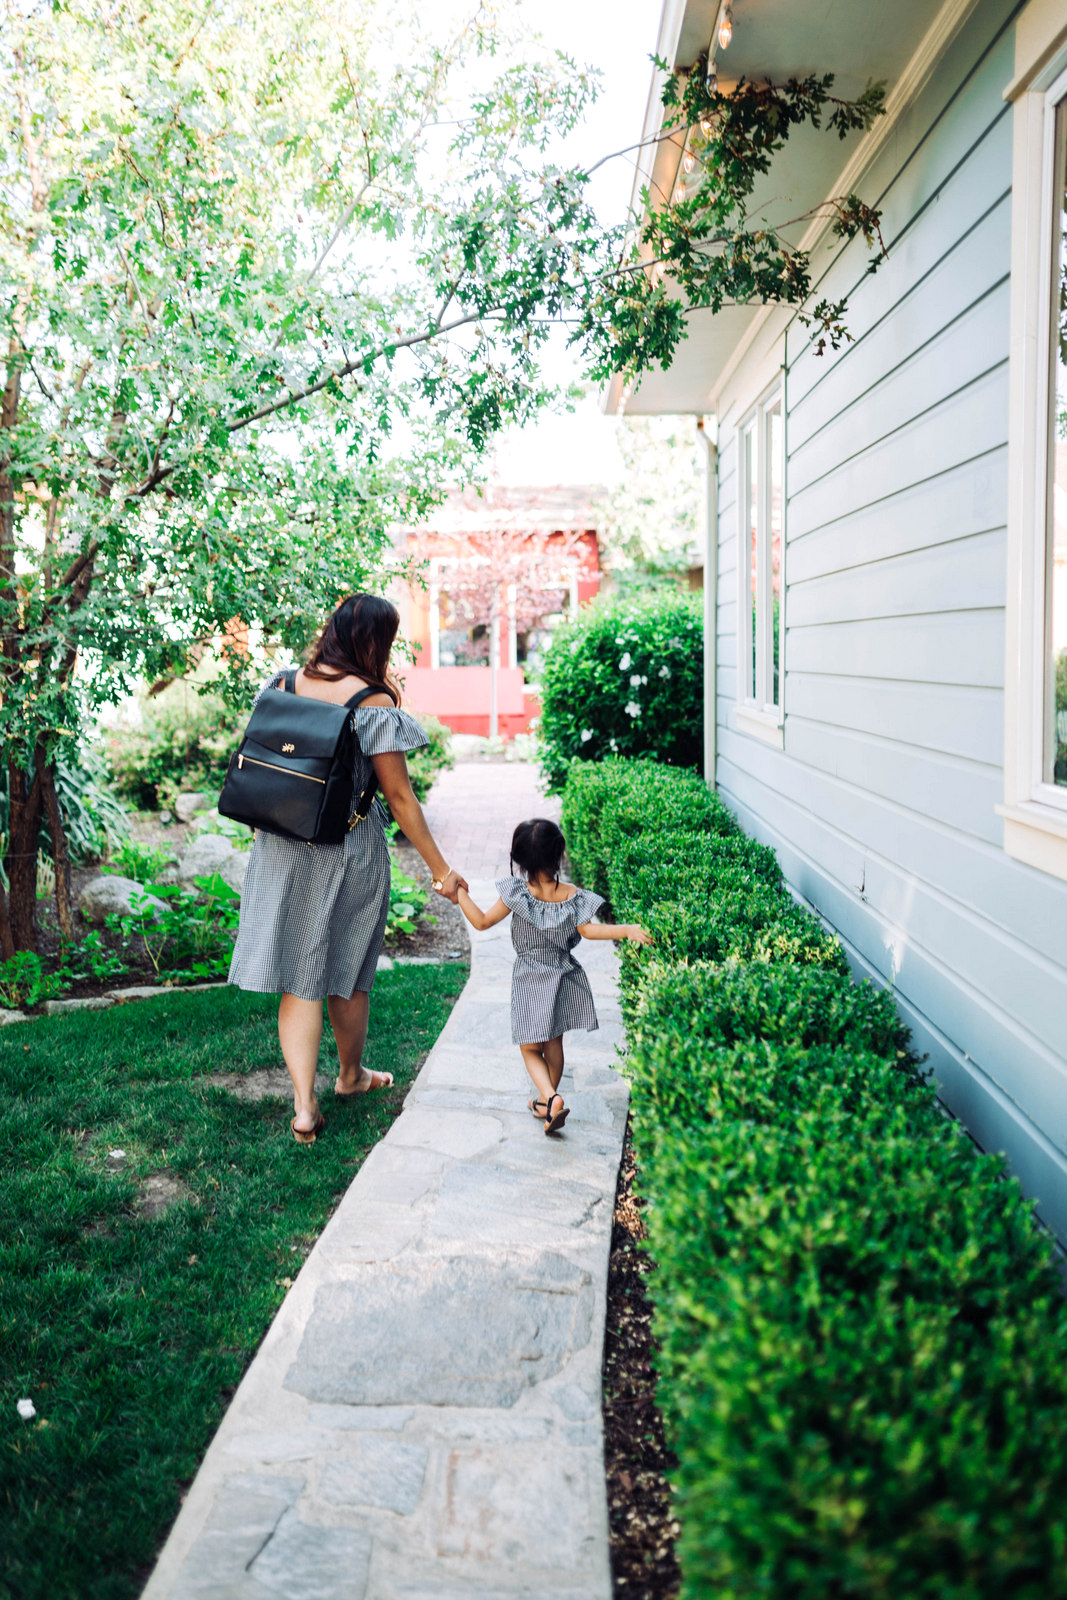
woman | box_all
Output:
[228,594,467,1142]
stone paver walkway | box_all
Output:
[142,762,627,1600]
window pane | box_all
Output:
[767,404,783,708]
[1050,99,1067,787]
[745,424,757,701]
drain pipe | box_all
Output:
[697,416,718,789]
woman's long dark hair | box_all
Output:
[304,594,401,703]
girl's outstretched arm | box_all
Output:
[577,920,652,945]
[455,888,511,933]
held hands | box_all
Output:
[433,867,468,903]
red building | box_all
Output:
[393,487,602,739]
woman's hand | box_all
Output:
[435,867,468,902]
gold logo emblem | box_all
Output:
[282,743,295,753]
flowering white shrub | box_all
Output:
[538,592,704,789]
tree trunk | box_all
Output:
[5,758,43,954]
[489,588,499,741]
[38,752,74,943]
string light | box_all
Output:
[674,184,686,203]
[699,115,713,136]
[682,151,695,174]
[718,2,733,49]
[706,63,718,94]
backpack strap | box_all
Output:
[283,668,298,694]
[345,682,397,825]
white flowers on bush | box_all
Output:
[580,728,594,743]
[618,652,632,671]
[625,701,642,719]
[659,665,671,678]
[609,738,618,752]
[17,1399,36,1421]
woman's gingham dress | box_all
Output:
[228,675,427,1002]
[495,876,605,1045]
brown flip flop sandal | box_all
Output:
[335,1069,394,1097]
[543,1094,569,1135]
[291,1114,325,1145]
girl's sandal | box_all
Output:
[527,1097,549,1119]
[543,1094,569,1135]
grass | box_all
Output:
[0,966,465,1600]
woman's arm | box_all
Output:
[455,888,511,932]
[576,920,652,945]
[371,748,466,897]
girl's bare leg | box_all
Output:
[519,1043,554,1104]
[543,1036,565,1091]
[328,991,372,1093]
[520,1041,567,1112]
[278,993,324,1132]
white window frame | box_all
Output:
[1001,15,1067,883]
[736,379,785,747]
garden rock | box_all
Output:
[0,1008,26,1026]
[79,875,166,925]
[176,835,249,894]
[175,791,217,824]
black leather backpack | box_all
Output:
[217,670,391,845]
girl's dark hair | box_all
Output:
[511,818,566,884]
[305,593,401,703]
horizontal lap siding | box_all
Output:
[716,0,1067,1236]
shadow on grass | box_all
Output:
[0,967,466,1600]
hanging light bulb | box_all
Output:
[699,114,713,136]
[682,150,695,174]
[675,183,686,203]
[706,63,718,94]
[718,2,733,50]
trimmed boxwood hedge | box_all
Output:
[562,756,1067,1599]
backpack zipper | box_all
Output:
[238,753,324,784]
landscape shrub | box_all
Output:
[538,592,703,791]
[407,713,454,804]
[563,757,1067,1599]
[98,682,243,810]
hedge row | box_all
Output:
[562,757,1067,1599]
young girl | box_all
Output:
[452,818,651,1135]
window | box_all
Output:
[1002,22,1067,881]
[737,384,784,737]
[1047,96,1067,793]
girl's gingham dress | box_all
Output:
[228,671,427,1002]
[495,875,605,1045]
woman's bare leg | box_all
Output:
[278,993,324,1133]
[329,991,377,1093]
[543,1036,565,1092]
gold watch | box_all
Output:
[432,868,451,892]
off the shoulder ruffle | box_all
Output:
[495,875,604,928]
[354,705,429,756]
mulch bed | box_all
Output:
[603,1121,681,1599]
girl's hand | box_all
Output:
[627,925,653,946]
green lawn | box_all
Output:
[0,967,465,1600]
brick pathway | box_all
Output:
[421,761,561,882]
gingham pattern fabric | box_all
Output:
[495,875,605,1045]
[228,672,427,1001]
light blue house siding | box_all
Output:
[715,0,1067,1237]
